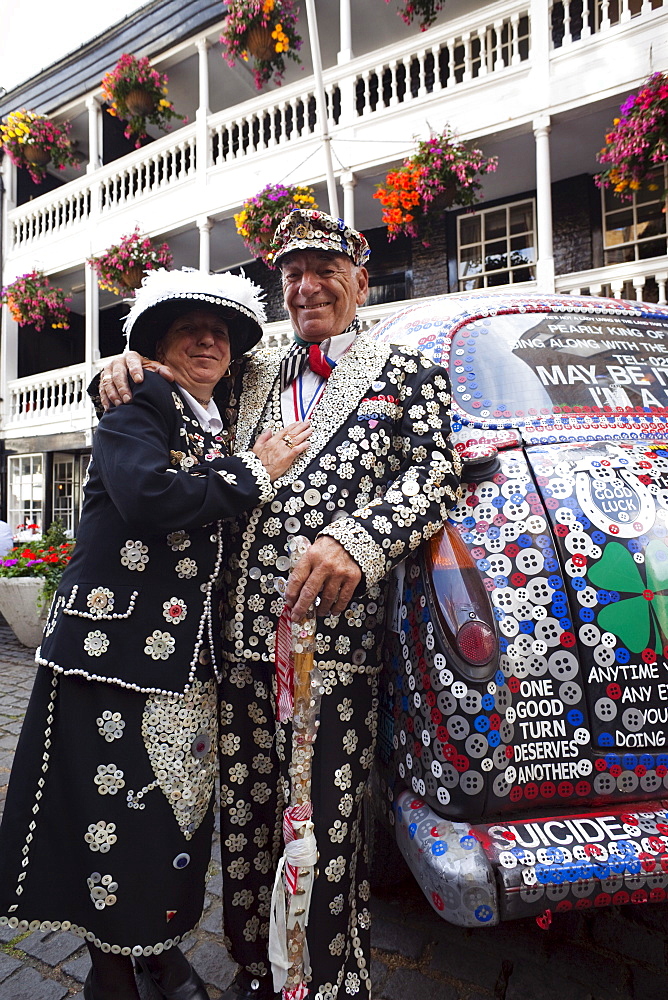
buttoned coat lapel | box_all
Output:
[235,333,393,488]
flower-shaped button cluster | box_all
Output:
[144,630,176,660]
[176,557,198,579]
[87,587,115,616]
[88,872,119,910]
[96,710,125,742]
[84,630,110,657]
[167,531,190,552]
[120,539,149,571]
[94,763,126,796]
[163,597,187,625]
[84,821,117,853]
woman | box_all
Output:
[0,270,310,1000]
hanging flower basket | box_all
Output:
[385,0,446,30]
[120,265,147,289]
[234,183,318,264]
[88,227,173,297]
[23,145,51,166]
[246,23,277,62]
[124,88,157,118]
[1,271,71,331]
[0,109,80,184]
[221,0,303,90]
[596,71,668,201]
[373,126,498,245]
[101,53,185,148]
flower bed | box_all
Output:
[0,521,75,608]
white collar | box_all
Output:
[318,327,358,362]
[178,385,223,434]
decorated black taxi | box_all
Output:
[372,291,668,927]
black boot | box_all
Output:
[219,969,278,999]
[135,954,210,1000]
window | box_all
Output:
[603,169,668,265]
[52,454,79,537]
[457,201,536,290]
[8,454,44,535]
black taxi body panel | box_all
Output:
[373,292,668,926]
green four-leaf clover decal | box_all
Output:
[588,540,668,654]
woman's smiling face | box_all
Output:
[156,309,231,394]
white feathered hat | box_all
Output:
[123,268,266,360]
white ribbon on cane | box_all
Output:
[268,820,318,994]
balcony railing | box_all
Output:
[211,85,341,167]
[354,7,530,120]
[8,0,667,258]
[9,126,198,251]
[5,255,668,439]
[100,133,197,211]
[555,257,668,303]
[550,0,668,47]
[4,363,93,436]
[12,0,651,256]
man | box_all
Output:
[100,209,461,1000]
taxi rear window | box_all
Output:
[450,310,668,425]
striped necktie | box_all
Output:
[279,343,333,392]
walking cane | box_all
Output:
[270,536,322,999]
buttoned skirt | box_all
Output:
[0,663,218,955]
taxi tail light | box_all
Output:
[456,619,497,666]
[424,522,498,678]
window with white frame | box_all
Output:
[603,168,668,265]
[8,454,44,535]
[52,454,78,537]
[457,200,536,290]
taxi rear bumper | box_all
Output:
[394,787,668,926]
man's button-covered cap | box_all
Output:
[271,208,371,267]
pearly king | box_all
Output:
[270,536,322,999]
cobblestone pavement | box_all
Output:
[1,622,667,1000]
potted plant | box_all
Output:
[373,126,498,244]
[0,109,80,184]
[88,227,173,296]
[220,0,303,90]
[0,521,75,647]
[101,53,184,147]
[234,183,318,263]
[385,0,446,30]
[596,71,668,200]
[1,271,70,330]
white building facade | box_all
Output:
[1,0,667,534]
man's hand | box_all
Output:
[285,536,361,619]
[99,351,175,409]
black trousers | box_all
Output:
[219,661,378,1000]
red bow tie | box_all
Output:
[279,342,335,392]
[307,344,335,379]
